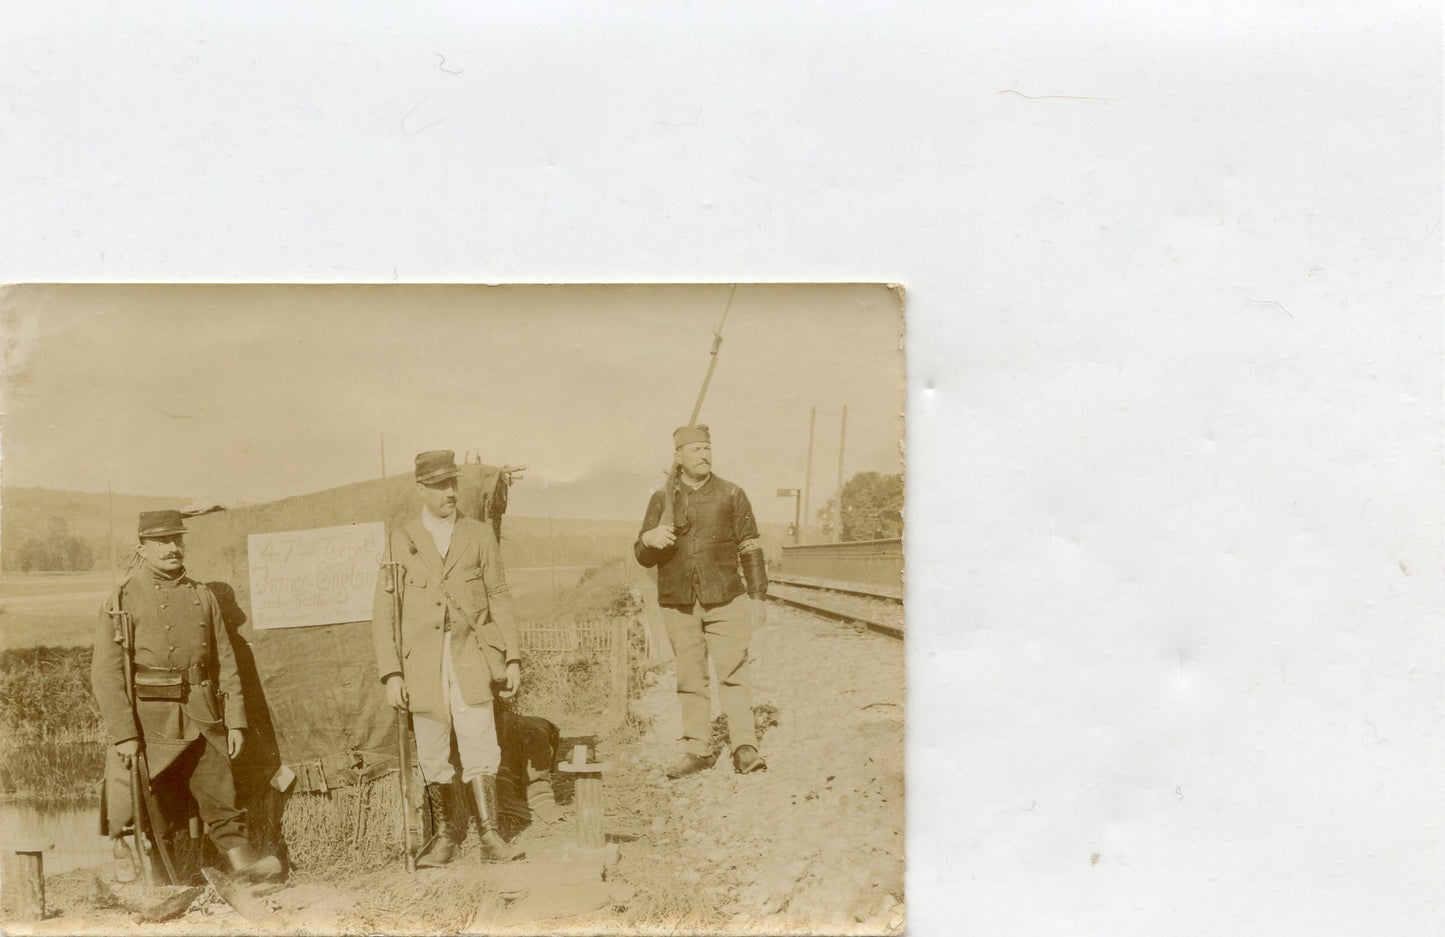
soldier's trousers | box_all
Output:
[412,636,501,784]
[662,593,757,757]
[157,737,248,852]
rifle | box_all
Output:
[107,485,178,886]
[380,441,419,873]
[659,284,737,529]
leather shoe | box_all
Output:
[665,752,716,779]
[732,745,767,774]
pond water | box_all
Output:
[0,801,112,876]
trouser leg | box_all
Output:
[411,637,476,785]
[445,638,500,783]
[702,594,758,751]
[662,603,712,757]
[185,739,247,852]
[411,708,456,785]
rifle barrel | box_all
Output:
[381,437,418,872]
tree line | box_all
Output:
[7,516,97,572]
[816,471,903,541]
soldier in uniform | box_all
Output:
[634,425,771,778]
[373,450,525,866]
[91,510,282,882]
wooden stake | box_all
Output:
[4,842,51,921]
[558,746,610,851]
[609,616,629,727]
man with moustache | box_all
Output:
[92,510,283,882]
[634,425,770,778]
[373,450,524,866]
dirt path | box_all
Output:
[614,602,906,934]
[20,603,904,935]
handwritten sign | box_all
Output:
[247,523,386,630]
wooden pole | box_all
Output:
[4,845,49,921]
[559,746,609,851]
[609,616,628,727]
[834,404,848,542]
[574,775,605,849]
[803,405,816,543]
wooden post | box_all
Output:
[609,616,628,727]
[4,841,51,922]
[803,405,815,543]
[558,745,609,851]
[640,570,671,663]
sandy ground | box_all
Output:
[11,602,905,935]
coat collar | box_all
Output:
[442,517,473,576]
[403,513,474,577]
[402,515,445,578]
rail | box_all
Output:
[765,577,903,641]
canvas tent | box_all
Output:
[182,462,514,797]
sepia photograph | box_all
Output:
[0,283,905,934]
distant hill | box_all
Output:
[508,465,666,522]
[1,486,191,571]
[2,481,790,574]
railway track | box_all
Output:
[765,575,904,640]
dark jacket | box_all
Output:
[634,473,762,607]
[91,570,247,774]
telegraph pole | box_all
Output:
[802,406,816,544]
[833,405,848,542]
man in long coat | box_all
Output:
[92,510,282,882]
[373,450,524,866]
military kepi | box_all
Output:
[673,425,710,447]
[138,510,187,539]
[415,450,461,484]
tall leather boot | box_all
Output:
[225,843,285,884]
[415,781,458,869]
[469,775,524,862]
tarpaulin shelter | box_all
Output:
[182,462,513,797]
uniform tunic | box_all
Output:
[91,569,249,846]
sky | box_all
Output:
[0,283,903,523]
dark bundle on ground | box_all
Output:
[0,645,105,802]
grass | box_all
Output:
[0,646,106,803]
[0,561,655,882]
[0,574,107,649]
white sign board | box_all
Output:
[247,523,386,630]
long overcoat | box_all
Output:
[91,570,247,830]
[371,514,520,716]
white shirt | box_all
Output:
[420,508,455,558]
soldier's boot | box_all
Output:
[470,774,524,862]
[111,837,137,883]
[225,844,285,884]
[415,781,458,869]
